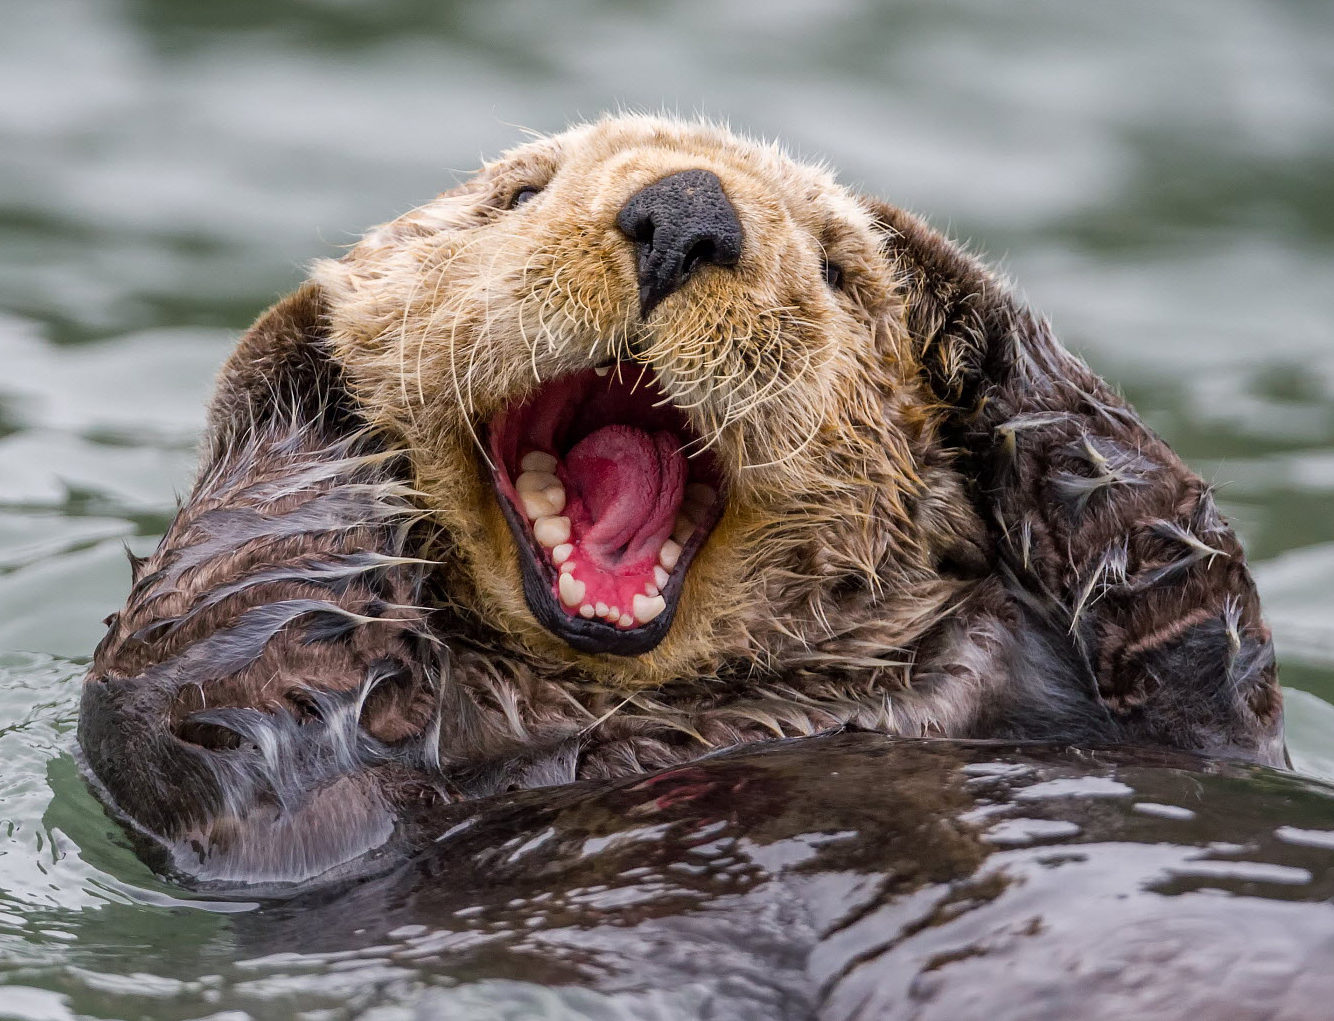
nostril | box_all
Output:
[682,239,716,278]
[632,216,655,246]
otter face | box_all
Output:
[314,115,948,683]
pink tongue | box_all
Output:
[561,425,685,571]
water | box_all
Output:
[1,0,1333,1016]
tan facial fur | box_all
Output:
[312,115,979,688]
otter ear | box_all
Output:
[308,180,485,384]
[862,198,1032,416]
[205,282,363,452]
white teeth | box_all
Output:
[533,515,571,548]
[516,470,566,519]
[607,605,620,621]
[521,491,562,519]
[560,560,577,574]
[672,515,694,544]
[659,541,681,571]
[552,542,573,564]
[595,601,609,618]
[521,451,558,473]
[594,365,611,377]
[516,470,559,493]
[579,603,596,618]
[654,565,671,589]
[632,593,667,623]
[559,573,586,607]
[618,613,635,627]
[685,483,716,505]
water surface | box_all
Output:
[2,0,1333,1016]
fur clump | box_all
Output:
[78,115,1285,882]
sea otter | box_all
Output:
[78,115,1284,883]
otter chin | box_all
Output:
[487,363,724,655]
[77,113,1285,884]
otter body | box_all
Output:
[78,115,1283,883]
[232,736,1334,1020]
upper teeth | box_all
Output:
[671,514,694,544]
[516,470,566,519]
[516,470,559,493]
[533,515,571,548]
[658,540,681,571]
[520,450,558,473]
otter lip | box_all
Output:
[486,363,724,656]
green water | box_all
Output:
[1,0,1333,1016]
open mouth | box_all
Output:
[486,364,723,656]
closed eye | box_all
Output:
[508,185,544,209]
[822,259,844,291]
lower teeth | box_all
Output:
[513,452,707,631]
[559,573,586,607]
[632,593,667,623]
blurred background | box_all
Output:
[0,0,1331,1016]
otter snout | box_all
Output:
[615,168,743,317]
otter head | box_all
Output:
[313,115,979,687]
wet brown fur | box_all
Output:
[78,115,1284,882]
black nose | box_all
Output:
[615,169,743,316]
